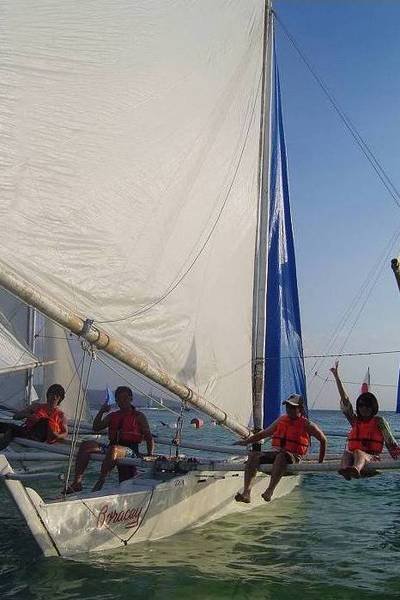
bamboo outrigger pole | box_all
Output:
[0,262,250,437]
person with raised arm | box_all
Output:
[65,386,154,494]
[330,361,400,479]
[234,394,327,503]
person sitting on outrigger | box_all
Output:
[330,361,400,479]
[65,386,154,494]
[234,394,327,503]
[0,384,68,449]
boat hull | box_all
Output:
[0,455,299,557]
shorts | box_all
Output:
[99,442,139,458]
[258,450,301,465]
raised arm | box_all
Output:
[233,418,280,446]
[330,361,355,424]
[307,421,327,463]
[377,416,400,459]
[92,402,111,432]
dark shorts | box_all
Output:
[98,442,139,483]
[258,450,301,465]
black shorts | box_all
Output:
[258,450,301,465]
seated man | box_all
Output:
[234,394,327,503]
[0,384,68,449]
[66,385,154,493]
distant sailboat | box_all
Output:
[0,0,306,556]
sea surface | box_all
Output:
[1,409,400,599]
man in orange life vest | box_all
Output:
[234,394,327,503]
[66,386,154,493]
[0,384,68,448]
[330,361,400,479]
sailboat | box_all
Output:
[0,0,307,557]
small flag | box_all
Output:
[360,368,370,394]
[105,386,116,406]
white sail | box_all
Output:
[0,0,264,426]
[0,321,38,409]
[0,290,38,409]
[42,320,91,422]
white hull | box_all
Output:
[0,454,299,557]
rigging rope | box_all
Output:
[274,10,400,210]
[63,343,95,496]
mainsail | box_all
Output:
[0,0,267,427]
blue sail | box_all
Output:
[263,55,307,427]
[396,368,400,413]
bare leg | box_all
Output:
[69,440,103,491]
[92,445,128,492]
[338,450,353,480]
[235,451,261,503]
[352,449,369,477]
[262,452,289,502]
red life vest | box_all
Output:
[271,415,310,456]
[24,403,66,443]
[108,409,143,445]
[347,417,383,454]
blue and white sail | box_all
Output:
[262,51,307,427]
[396,368,400,414]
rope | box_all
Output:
[63,344,95,496]
[274,10,400,210]
[80,485,155,547]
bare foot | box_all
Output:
[235,492,250,504]
[348,466,360,479]
[261,489,273,502]
[338,468,351,481]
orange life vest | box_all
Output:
[24,403,66,443]
[347,417,383,454]
[271,415,310,456]
[108,409,143,445]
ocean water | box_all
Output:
[1,410,400,599]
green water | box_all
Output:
[1,411,400,599]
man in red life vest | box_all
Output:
[66,386,154,494]
[0,384,68,448]
[330,361,400,479]
[234,394,327,503]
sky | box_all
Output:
[274,0,400,409]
